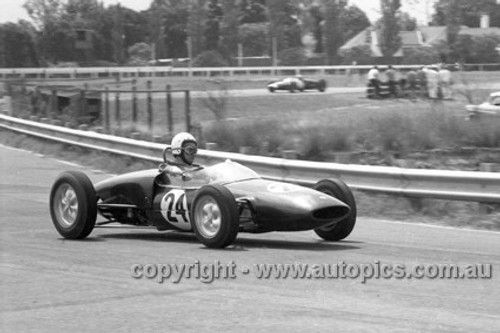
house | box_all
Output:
[339,14,500,58]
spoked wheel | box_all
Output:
[50,171,97,239]
[313,179,356,241]
[191,184,239,248]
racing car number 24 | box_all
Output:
[160,190,191,229]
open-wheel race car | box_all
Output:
[267,76,327,93]
[50,147,356,248]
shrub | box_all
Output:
[278,47,307,66]
[401,46,440,65]
[192,50,228,67]
[127,43,152,66]
[339,45,373,65]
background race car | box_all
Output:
[267,76,327,93]
[50,148,356,248]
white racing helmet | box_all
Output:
[171,132,197,156]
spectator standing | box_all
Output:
[406,69,417,100]
[385,65,397,97]
[367,66,381,97]
[416,66,427,97]
[438,64,453,99]
[423,66,439,99]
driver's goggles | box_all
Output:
[183,146,198,154]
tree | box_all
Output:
[379,0,402,61]
[187,0,208,58]
[238,23,268,56]
[0,22,39,67]
[239,0,267,24]
[219,0,241,63]
[267,0,302,53]
[452,34,500,63]
[341,5,371,43]
[398,12,417,31]
[160,1,189,59]
[127,42,152,65]
[338,45,373,65]
[431,0,500,28]
[205,0,223,50]
[400,46,440,64]
[323,0,344,64]
[23,0,76,64]
[309,4,324,53]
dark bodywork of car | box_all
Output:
[94,161,349,234]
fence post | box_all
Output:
[115,88,121,135]
[104,87,110,133]
[166,84,173,135]
[147,80,153,137]
[50,90,58,118]
[132,85,138,126]
[185,90,191,132]
[79,90,85,122]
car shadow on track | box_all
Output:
[95,231,362,252]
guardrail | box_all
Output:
[1,114,500,203]
[1,63,499,80]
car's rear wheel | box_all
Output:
[50,171,97,239]
[313,179,356,241]
[191,184,239,248]
[289,82,297,93]
[318,79,327,92]
[268,87,275,92]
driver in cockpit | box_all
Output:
[161,132,201,177]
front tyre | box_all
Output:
[50,171,97,239]
[313,179,356,241]
[191,184,239,248]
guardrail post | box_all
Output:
[147,80,153,137]
[132,85,138,126]
[166,84,173,135]
[185,90,191,132]
[104,87,110,133]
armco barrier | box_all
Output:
[1,114,500,203]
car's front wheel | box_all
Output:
[191,184,239,248]
[50,171,97,239]
[313,179,356,241]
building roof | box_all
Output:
[340,25,500,56]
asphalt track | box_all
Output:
[1,144,500,332]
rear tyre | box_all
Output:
[268,87,275,93]
[50,171,97,239]
[289,82,297,93]
[313,179,356,241]
[318,79,327,92]
[191,184,239,248]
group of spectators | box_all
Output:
[367,64,454,100]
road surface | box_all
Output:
[1,144,499,332]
